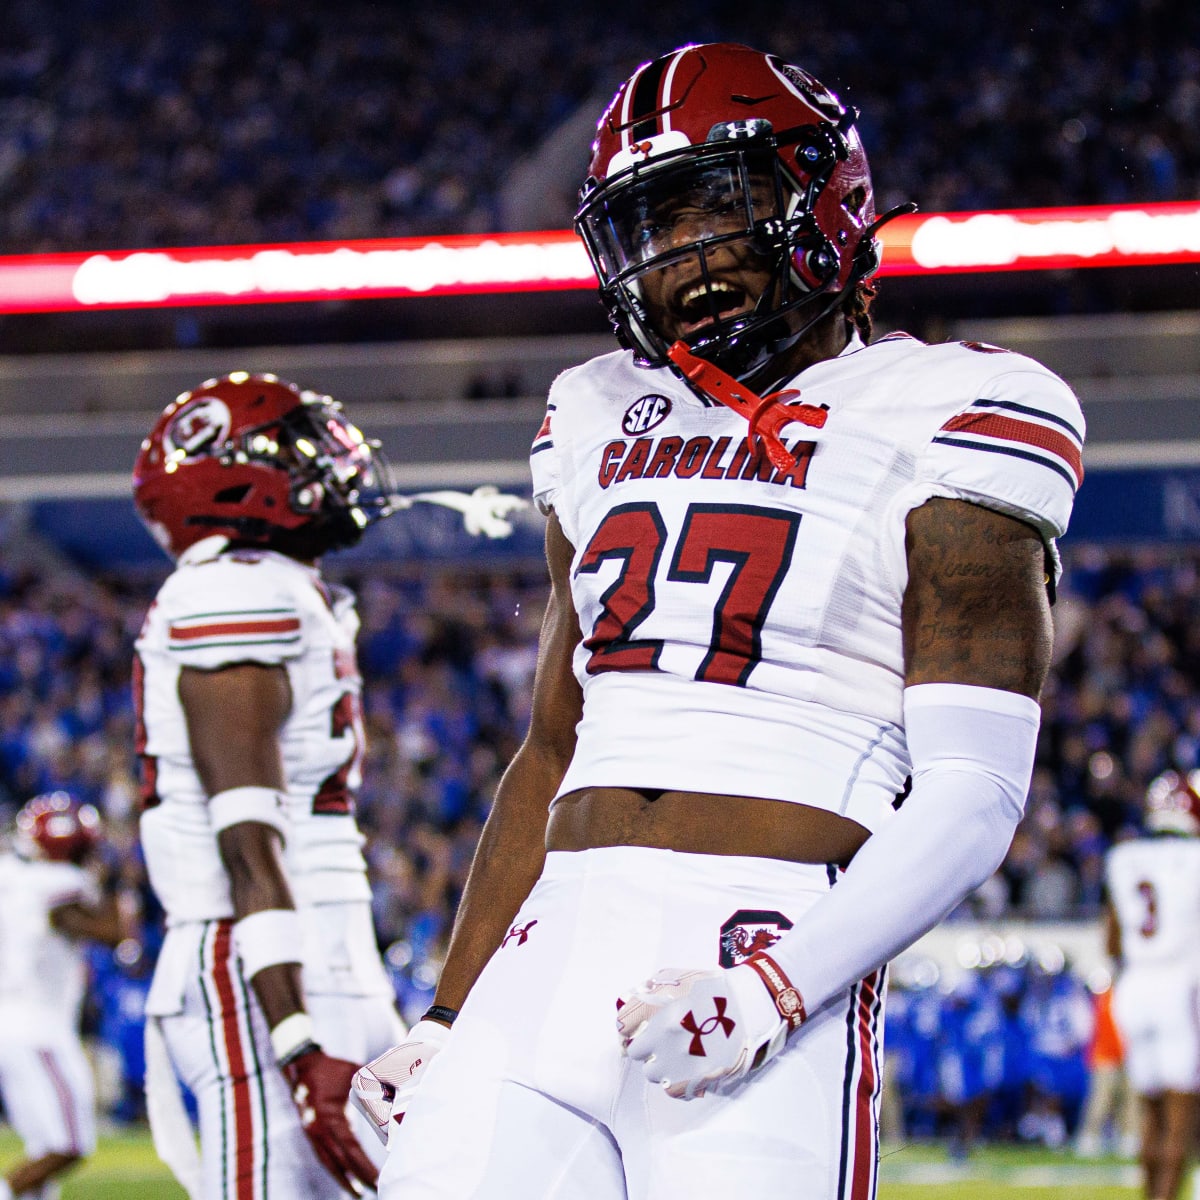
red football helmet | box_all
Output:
[1144,769,1200,836]
[575,43,910,384]
[15,792,101,864]
[132,373,394,560]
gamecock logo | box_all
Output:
[680,997,736,1056]
[164,397,232,458]
[774,62,844,120]
[719,908,794,968]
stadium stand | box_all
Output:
[0,0,1197,252]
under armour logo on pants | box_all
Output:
[502,919,538,948]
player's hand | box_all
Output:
[350,1019,451,1142]
[617,959,800,1100]
[281,1048,379,1195]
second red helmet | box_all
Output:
[132,373,394,561]
[15,791,101,865]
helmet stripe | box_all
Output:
[629,53,672,141]
[616,64,641,149]
[658,47,691,134]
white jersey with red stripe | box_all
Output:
[0,851,96,1029]
[135,537,371,923]
[1106,834,1200,967]
[532,331,1083,831]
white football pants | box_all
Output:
[381,847,886,1200]
[1113,960,1200,1095]
[149,917,404,1200]
[0,1017,96,1161]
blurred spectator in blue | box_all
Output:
[88,938,155,1124]
[935,972,1007,1159]
[1016,953,1094,1147]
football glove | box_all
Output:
[617,954,806,1100]
[350,1019,451,1143]
[281,1047,379,1195]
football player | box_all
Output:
[132,373,406,1198]
[0,792,127,1199]
[358,43,1085,1199]
[1105,770,1200,1200]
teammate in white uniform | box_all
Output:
[0,792,126,1199]
[132,373,406,1199]
[1105,770,1200,1200]
[356,43,1085,1199]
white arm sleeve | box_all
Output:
[766,682,1040,1015]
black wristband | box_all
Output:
[422,1004,459,1027]
[276,1038,320,1069]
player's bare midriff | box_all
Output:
[546,787,871,867]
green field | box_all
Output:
[878,1143,1143,1199]
[0,1128,186,1200]
[0,1129,1158,1199]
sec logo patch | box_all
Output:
[623,394,672,435]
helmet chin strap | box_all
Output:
[667,340,828,472]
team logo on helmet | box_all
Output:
[770,60,844,119]
[622,394,672,435]
[719,908,794,968]
[163,397,232,459]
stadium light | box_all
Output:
[0,202,1196,314]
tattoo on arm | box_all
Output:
[902,498,1052,697]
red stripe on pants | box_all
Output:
[37,1048,82,1154]
[850,970,883,1200]
[212,920,257,1200]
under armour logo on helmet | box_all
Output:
[680,997,736,1057]
[502,919,538,948]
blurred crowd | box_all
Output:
[0,537,1195,1130]
[0,0,1197,253]
[884,950,1136,1158]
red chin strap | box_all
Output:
[668,341,827,472]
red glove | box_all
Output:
[281,1047,379,1195]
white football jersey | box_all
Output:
[1106,835,1200,967]
[0,851,96,1028]
[532,332,1084,832]
[135,538,372,923]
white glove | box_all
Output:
[617,956,806,1101]
[350,1020,451,1143]
[388,485,529,539]
[459,485,529,539]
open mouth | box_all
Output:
[671,278,755,338]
